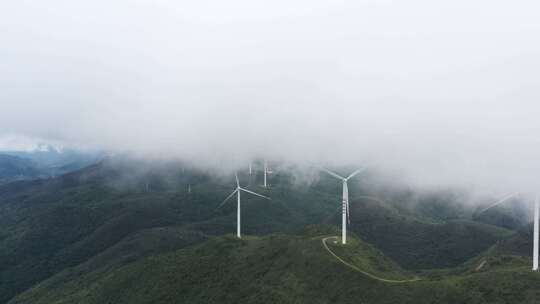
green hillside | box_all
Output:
[0,159,535,303]
[473,199,530,231]
[0,160,337,302]
[10,233,540,304]
[347,196,514,269]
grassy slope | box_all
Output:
[0,160,525,303]
[324,236,415,281]
[347,196,514,269]
[11,234,540,304]
[8,226,207,303]
[0,163,338,303]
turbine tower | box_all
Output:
[263,160,268,188]
[534,195,539,271]
[218,173,270,238]
[320,167,365,245]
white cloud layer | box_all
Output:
[1,0,540,193]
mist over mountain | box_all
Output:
[2,0,540,195]
[0,157,536,303]
[1,1,540,303]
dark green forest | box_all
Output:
[0,158,538,303]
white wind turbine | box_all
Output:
[534,195,539,271]
[320,167,365,245]
[263,160,269,188]
[217,173,271,238]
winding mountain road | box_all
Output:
[321,236,422,284]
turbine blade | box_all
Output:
[239,188,271,200]
[235,173,240,188]
[477,192,521,215]
[217,189,238,209]
[346,168,365,180]
[319,167,345,180]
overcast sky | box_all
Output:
[1,0,540,193]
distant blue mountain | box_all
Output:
[0,145,104,184]
[0,154,41,183]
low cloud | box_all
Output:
[1,0,540,194]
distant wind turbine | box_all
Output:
[320,167,365,245]
[534,195,539,271]
[249,162,252,176]
[217,173,271,238]
[263,160,268,188]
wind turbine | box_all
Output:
[534,195,539,271]
[217,173,271,238]
[320,167,365,245]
